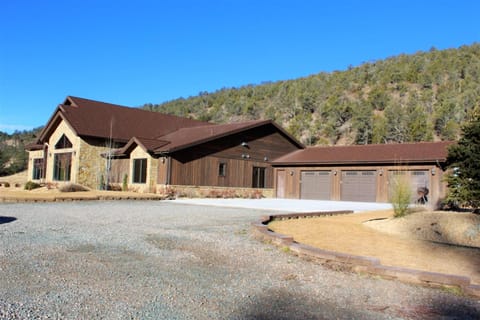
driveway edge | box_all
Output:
[251,211,480,299]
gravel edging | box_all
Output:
[0,194,165,203]
[252,211,480,299]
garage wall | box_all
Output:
[273,164,444,206]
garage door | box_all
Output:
[301,171,331,200]
[388,170,430,203]
[341,171,376,202]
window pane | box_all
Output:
[53,153,71,181]
[219,163,226,176]
[252,167,266,188]
[55,134,73,149]
[133,158,147,183]
[33,158,44,180]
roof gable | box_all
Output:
[272,141,455,165]
[153,120,304,154]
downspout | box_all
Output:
[43,143,49,182]
[166,156,172,185]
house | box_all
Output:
[26,96,453,207]
[26,96,303,192]
[271,141,454,207]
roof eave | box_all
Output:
[272,158,447,166]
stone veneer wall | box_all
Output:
[77,138,111,189]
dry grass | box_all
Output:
[365,211,480,248]
[0,170,28,187]
[269,210,480,285]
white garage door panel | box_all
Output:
[301,171,331,200]
[341,171,376,202]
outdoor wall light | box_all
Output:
[161,157,165,164]
[333,170,337,176]
[379,169,383,176]
[263,156,268,161]
[241,142,248,147]
[431,168,436,175]
[289,170,294,176]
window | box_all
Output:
[53,153,72,181]
[218,162,227,177]
[55,134,73,149]
[133,158,147,183]
[32,158,45,180]
[252,167,266,188]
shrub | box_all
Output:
[122,174,128,191]
[59,183,89,192]
[45,182,57,190]
[24,181,41,190]
[390,176,412,218]
[108,184,122,191]
[248,189,264,199]
[158,186,176,199]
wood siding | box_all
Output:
[110,158,129,183]
[170,156,272,188]
[168,126,298,188]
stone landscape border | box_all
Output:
[251,211,480,299]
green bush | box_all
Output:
[122,174,128,192]
[390,177,412,218]
[24,181,41,190]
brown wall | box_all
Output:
[170,156,272,188]
[274,163,446,207]
[110,158,129,183]
[169,126,299,188]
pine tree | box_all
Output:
[445,109,480,210]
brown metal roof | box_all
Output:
[34,96,303,156]
[111,119,303,155]
[114,137,171,156]
[51,96,209,142]
[272,141,455,165]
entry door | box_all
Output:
[301,171,331,200]
[276,170,286,198]
[341,171,376,202]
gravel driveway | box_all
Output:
[1,201,479,319]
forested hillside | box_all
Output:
[143,43,480,146]
[0,128,42,176]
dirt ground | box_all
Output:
[268,210,480,285]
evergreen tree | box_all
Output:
[445,110,480,210]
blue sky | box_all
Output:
[1,0,479,133]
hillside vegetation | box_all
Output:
[0,128,42,176]
[143,43,480,146]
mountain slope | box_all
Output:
[143,43,480,146]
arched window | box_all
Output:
[55,134,72,149]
